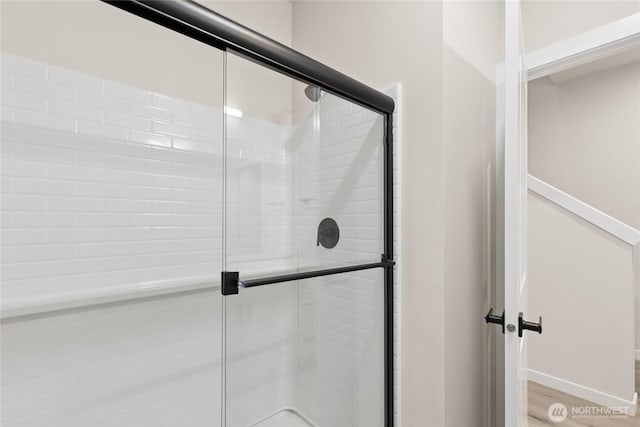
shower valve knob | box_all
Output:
[317,218,340,249]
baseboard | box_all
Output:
[528,369,638,416]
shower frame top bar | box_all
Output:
[101,0,395,115]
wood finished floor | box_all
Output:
[527,361,640,426]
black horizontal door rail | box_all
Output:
[240,259,394,288]
[101,0,395,115]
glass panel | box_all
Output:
[224,269,384,427]
[0,2,223,426]
[295,91,384,272]
[296,268,385,427]
[224,52,384,281]
[223,52,386,427]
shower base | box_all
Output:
[249,407,316,427]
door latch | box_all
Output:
[484,308,505,334]
[518,312,542,337]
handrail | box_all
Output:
[528,174,640,246]
[526,13,640,81]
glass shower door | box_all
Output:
[222,51,386,427]
[0,2,225,426]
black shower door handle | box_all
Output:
[221,256,394,296]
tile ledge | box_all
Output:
[0,275,219,319]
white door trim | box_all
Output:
[503,0,528,424]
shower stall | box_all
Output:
[0,1,395,426]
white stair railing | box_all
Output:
[528,174,640,246]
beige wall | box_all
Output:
[292,2,445,425]
[443,2,503,427]
[293,1,506,426]
[528,191,637,407]
[1,0,292,115]
[205,1,293,124]
[524,0,640,405]
[528,57,640,366]
[1,0,221,106]
[529,61,640,229]
[525,0,640,360]
[522,0,640,53]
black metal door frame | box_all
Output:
[101,2,395,425]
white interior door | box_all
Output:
[504,0,529,425]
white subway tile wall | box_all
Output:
[223,89,386,426]
[1,53,225,300]
[0,53,397,427]
[1,290,222,427]
[294,94,385,427]
[0,53,294,427]
[224,284,298,426]
[225,117,295,272]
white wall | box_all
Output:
[522,0,640,53]
[525,0,640,350]
[1,53,225,300]
[1,288,223,427]
[523,0,640,409]
[528,191,637,408]
[528,62,640,230]
[529,62,640,402]
[443,2,503,427]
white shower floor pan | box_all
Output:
[249,408,317,427]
